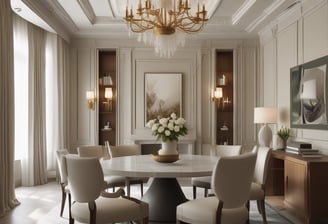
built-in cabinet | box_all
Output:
[215,50,234,145]
[98,51,116,146]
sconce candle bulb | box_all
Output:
[86,91,95,110]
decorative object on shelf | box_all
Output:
[220,124,229,131]
[276,126,290,149]
[86,91,95,110]
[103,120,112,131]
[146,112,188,155]
[103,74,113,85]
[104,87,113,112]
[254,107,277,147]
[123,0,208,58]
[219,74,226,85]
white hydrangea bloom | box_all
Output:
[146,119,154,128]
[158,126,165,133]
[165,130,171,136]
[174,126,180,132]
[175,118,185,125]
[168,121,174,130]
[152,123,159,131]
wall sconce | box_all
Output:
[86,91,95,110]
[104,87,113,111]
[212,87,223,101]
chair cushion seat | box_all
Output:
[177,196,248,224]
[249,182,264,200]
[104,175,126,186]
[71,196,148,223]
[191,176,211,189]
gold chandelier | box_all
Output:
[123,0,208,57]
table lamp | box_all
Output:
[254,107,277,147]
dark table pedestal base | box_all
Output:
[142,178,188,222]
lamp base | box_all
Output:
[258,124,273,147]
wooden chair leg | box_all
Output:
[60,184,66,217]
[246,200,250,224]
[140,183,144,197]
[256,200,262,214]
[259,200,267,224]
[68,193,74,224]
[88,202,97,224]
[193,186,197,199]
[204,188,208,197]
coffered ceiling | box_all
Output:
[11,0,300,41]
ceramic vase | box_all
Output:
[158,140,178,155]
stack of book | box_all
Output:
[286,141,322,158]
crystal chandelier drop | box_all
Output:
[124,0,208,58]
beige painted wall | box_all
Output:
[68,38,259,154]
[260,0,328,154]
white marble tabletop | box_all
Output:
[101,154,218,178]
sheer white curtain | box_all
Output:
[0,0,20,216]
[13,15,69,185]
[57,36,70,149]
[28,23,47,185]
[13,15,30,185]
[46,33,58,173]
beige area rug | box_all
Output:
[36,184,292,224]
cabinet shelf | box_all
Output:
[100,128,113,132]
[98,50,116,146]
[216,50,234,145]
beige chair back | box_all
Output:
[77,145,104,159]
[211,152,257,209]
[56,149,69,184]
[253,146,271,185]
[213,145,242,157]
[109,144,141,158]
[65,155,104,203]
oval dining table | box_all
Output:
[101,154,218,222]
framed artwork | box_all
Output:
[144,73,182,124]
[290,55,328,129]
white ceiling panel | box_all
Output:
[14,0,300,39]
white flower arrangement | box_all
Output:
[146,113,188,142]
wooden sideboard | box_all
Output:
[266,150,328,224]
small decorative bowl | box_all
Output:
[151,152,179,163]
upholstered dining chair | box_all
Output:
[65,155,149,224]
[177,152,257,224]
[248,146,271,224]
[191,145,242,198]
[77,145,126,191]
[55,149,71,217]
[107,143,149,197]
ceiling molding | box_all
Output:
[20,0,71,41]
[245,0,290,33]
[45,0,79,33]
[77,0,96,24]
[232,0,256,25]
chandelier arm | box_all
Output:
[129,21,154,33]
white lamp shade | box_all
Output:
[86,91,95,100]
[301,79,317,99]
[214,87,223,98]
[105,87,113,99]
[254,107,277,124]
